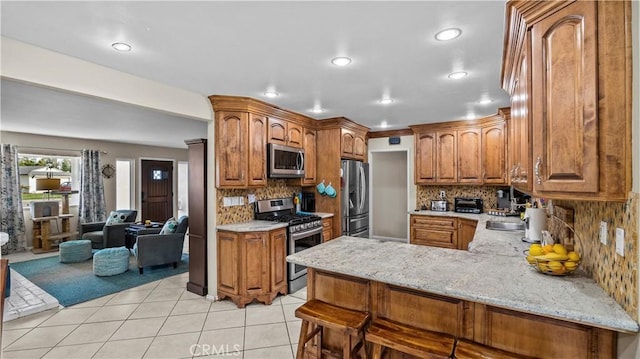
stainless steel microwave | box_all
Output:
[267,143,305,178]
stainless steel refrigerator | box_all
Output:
[341,159,369,238]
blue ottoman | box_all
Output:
[93,247,130,276]
[59,240,93,263]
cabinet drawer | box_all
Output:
[322,218,332,229]
[412,228,457,248]
[412,216,456,229]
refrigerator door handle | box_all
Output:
[359,165,366,211]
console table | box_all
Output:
[32,214,77,253]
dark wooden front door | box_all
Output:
[141,160,173,222]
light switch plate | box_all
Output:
[616,228,625,257]
[223,197,233,207]
[599,221,608,245]
[248,194,256,203]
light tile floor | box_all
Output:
[2,271,307,359]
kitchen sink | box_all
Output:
[485,221,525,231]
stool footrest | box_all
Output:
[366,318,455,359]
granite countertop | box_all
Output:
[216,220,288,232]
[313,212,334,219]
[287,236,639,333]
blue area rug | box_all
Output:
[10,252,189,307]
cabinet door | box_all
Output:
[354,134,367,161]
[437,131,457,183]
[248,113,267,187]
[410,215,457,249]
[458,219,477,250]
[217,231,239,295]
[415,132,436,184]
[302,128,317,186]
[341,129,355,158]
[267,117,288,145]
[482,123,506,184]
[287,122,303,148]
[241,233,269,296]
[531,1,598,194]
[216,112,247,188]
[457,129,482,183]
[269,228,287,293]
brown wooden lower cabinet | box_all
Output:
[306,269,617,358]
[217,228,288,308]
[322,217,333,242]
[410,215,477,250]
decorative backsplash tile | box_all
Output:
[416,185,509,210]
[554,193,638,320]
[217,179,302,225]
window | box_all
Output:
[18,154,80,207]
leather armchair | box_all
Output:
[133,216,188,274]
[80,210,138,249]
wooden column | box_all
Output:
[185,138,208,296]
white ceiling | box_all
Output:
[1,1,510,149]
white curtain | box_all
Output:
[78,149,107,224]
[0,144,26,254]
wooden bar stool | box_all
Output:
[366,318,456,359]
[295,299,370,359]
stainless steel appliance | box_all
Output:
[341,159,369,238]
[300,192,315,212]
[454,197,483,214]
[267,143,304,178]
[430,200,449,212]
[255,197,322,293]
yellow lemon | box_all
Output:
[564,261,578,271]
[553,243,568,255]
[542,244,554,254]
[529,246,544,256]
[568,251,581,262]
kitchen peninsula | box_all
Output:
[287,215,639,358]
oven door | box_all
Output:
[288,226,323,281]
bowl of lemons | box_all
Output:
[525,243,581,276]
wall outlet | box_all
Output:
[616,228,625,257]
[599,221,608,245]
[440,191,446,199]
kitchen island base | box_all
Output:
[306,268,617,358]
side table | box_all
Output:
[125,224,162,249]
[32,214,78,253]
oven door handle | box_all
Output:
[290,226,323,241]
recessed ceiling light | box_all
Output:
[448,71,468,79]
[111,42,132,52]
[435,28,462,41]
[331,57,352,66]
[379,97,394,105]
[264,91,279,98]
[466,113,476,120]
[310,106,324,114]
[380,121,389,128]
[478,98,493,105]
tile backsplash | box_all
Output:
[416,185,508,210]
[553,193,638,320]
[217,179,302,225]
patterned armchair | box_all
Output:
[80,210,138,249]
[133,216,188,274]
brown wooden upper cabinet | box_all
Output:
[502,0,631,201]
[341,128,367,161]
[301,128,317,186]
[268,117,303,148]
[215,111,267,188]
[412,115,507,185]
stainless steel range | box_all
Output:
[255,197,323,293]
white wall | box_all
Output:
[371,151,408,240]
